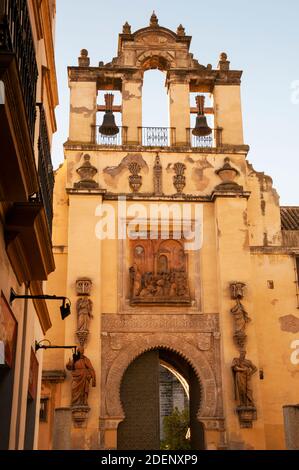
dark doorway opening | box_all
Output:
[117,348,205,450]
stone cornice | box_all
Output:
[63,141,250,156]
[42,369,66,383]
[250,246,299,255]
[67,65,242,87]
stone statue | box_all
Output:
[76,297,93,332]
[230,299,251,336]
[232,351,257,407]
[66,347,96,406]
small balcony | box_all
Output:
[0,0,38,142]
[91,125,222,149]
[0,0,39,201]
[37,104,55,235]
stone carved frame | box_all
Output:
[99,312,225,450]
[117,218,202,314]
[103,333,217,419]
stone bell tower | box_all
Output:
[40,13,299,451]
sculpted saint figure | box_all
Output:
[230,299,251,337]
[232,351,257,407]
[129,263,142,297]
[66,347,96,406]
[76,297,93,332]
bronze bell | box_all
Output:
[99,93,119,136]
[192,95,212,137]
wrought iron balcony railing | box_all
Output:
[91,125,222,148]
[37,104,54,235]
[187,128,222,148]
[0,0,38,142]
[138,127,176,147]
[92,126,128,146]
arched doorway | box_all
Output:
[117,348,205,450]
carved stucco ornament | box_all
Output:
[153,153,163,195]
[173,162,186,194]
[128,162,142,193]
[215,157,242,191]
[74,154,98,189]
[197,333,211,351]
[76,278,92,296]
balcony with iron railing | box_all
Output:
[0,0,38,142]
[91,125,222,149]
[37,104,54,234]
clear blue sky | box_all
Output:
[52,0,299,205]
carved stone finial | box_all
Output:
[150,11,159,27]
[74,154,98,189]
[218,52,230,71]
[122,21,131,34]
[153,153,163,196]
[128,162,142,193]
[177,24,185,36]
[173,162,186,194]
[78,49,90,67]
[215,158,242,192]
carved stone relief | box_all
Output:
[129,238,190,304]
[118,229,201,314]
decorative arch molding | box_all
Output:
[105,333,218,419]
[136,51,174,72]
[133,26,180,43]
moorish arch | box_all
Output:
[104,332,218,419]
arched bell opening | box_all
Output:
[96,90,122,144]
[117,347,205,450]
[189,92,215,147]
[141,69,170,146]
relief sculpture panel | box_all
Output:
[129,238,191,305]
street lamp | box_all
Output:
[35,339,77,355]
[10,288,71,320]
